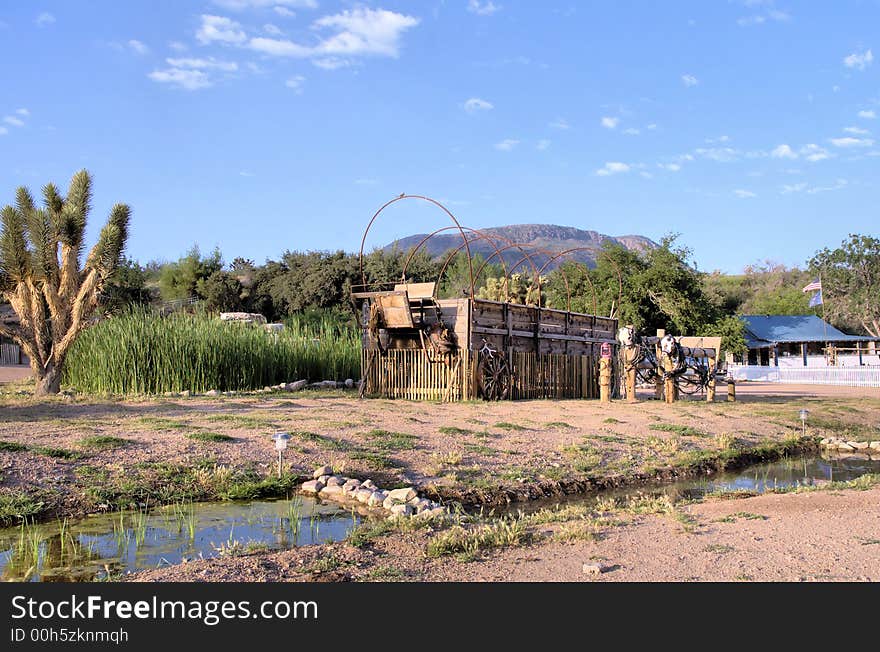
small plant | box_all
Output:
[187,432,235,443]
[439,426,472,435]
[545,422,574,429]
[646,436,681,457]
[494,422,527,431]
[702,544,735,554]
[426,517,526,558]
[602,417,624,424]
[714,432,738,451]
[364,429,417,451]
[649,423,709,438]
[78,436,129,450]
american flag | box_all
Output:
[802,279,822,293]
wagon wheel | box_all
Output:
[479,354,512,401]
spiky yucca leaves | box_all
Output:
[0,170,130,395]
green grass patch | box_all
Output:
[187,432,235,443]
[204,414,278,429]
[0,491,46,525]
[31,446,81,460]
[0,440,29,452]
[463,443,495,455]
[350,451,396,469]
[439,426,472,435]
[135,417,189,430]
[364,429,417,451]
[291,430,351,451]
[703,544,735,554]
[426,518,526,558]
[494,422,528,431]
[77,436,129,450]
[545,422,574,429]
[649,423,710,438]
[602,418,624,424]
[713,512,768,523]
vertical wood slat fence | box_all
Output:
[361,349,600,401]
[1,343,22,365]
[361,349,473,401]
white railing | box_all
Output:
[728,364,880,387]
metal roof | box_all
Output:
[741,314,876,346]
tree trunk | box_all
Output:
[34,362,62,396]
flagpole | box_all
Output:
[819,271,828,359]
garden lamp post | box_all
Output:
[273,432,290,478]
[798,409,809,437]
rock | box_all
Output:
[367,491,384,507]
[389,504,413,517]
[382,496,397,510]
[837,442,856,451]
[319,484,343,498]
[870,442,880,451]
[288,380,308,392]
[318,475,331,484]
[342,485,360,498]
[342,479,361,490]
[852,441,870,450]
[163,391,177,397]
[263,386,273,392]
[313,465,333,479]
[355,489,374,504]
[428,507,446,518]
[301,480,324,494]
[416,499,432,511]
[344,378,354,389]
[325,476,345,486]
[361,479,376,490]
[388,487,417,503]
[205,389,219,396]
[180,390,191,397]
[407,496,421,507]
[820,438,831,445]
[582,563,605,576]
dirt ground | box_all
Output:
[1,372,878,582]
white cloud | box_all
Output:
[858,110,876,119]
[463,97,493,112]
[681,74,698,87]
[600,116,619,129]
[830,136,874,148]
[248,8,419,62]
[781,182,807,194]
[843,49,873,71]
[239,171,255,177]
[549,118,570,130]
[285,75,306,93]
[771,144,797,159]
[843,126,870,135]
[646,123,657,130]
[595,162,630,176]
[148,68,212,90]
[640,171,654,179]
[737,8,790,26]
[0,126,7,136]
[694,147,738,162]
[166,57,239,71]
[3,116,25,127]
[35,12,55,27]
[536,139,551,151]
[128,39,149,55]
[734,189,757,198]
[467,1,501,16]
[16,108,29,116]
[800,143,831,162]
[275,7,296,18]
[169,41,188,52]
[807,179,848,194]
[658,163,681,172]
[263,24,283,36]
[213,0,317,10]
[197,15,247,45]
[623,128,640,135]
[494,139,520,151]
[312,57,351,70]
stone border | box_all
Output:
[820,437,880,454]
[300,465,447,519]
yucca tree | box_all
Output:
[0,170,130,395]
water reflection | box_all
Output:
[0,497,360,582]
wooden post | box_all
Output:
[801,342,807,367]
[727,377,736,402]
[599,358,612,403]
[706,357,716,403]
[654,329,665,400]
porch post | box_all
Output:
[801,342,807,367]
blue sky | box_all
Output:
[1,1,878,274]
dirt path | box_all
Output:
[0,365,31,384]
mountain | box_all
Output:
[386,224,657,271]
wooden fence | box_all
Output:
[1,343,22,365]
[360,348,603,401]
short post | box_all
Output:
[599,342,612,403]
[625,359,637,403]
[726,377,736,402]
[706,357,716,403]
[272,432,290,478]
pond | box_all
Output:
[0,497,361,582]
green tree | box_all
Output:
[809,234,880,337]
[197,271,244,312]
[158,245,223,301]
[0,170,130,394]
[101,255,152,313]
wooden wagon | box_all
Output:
[352,282,618,402]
